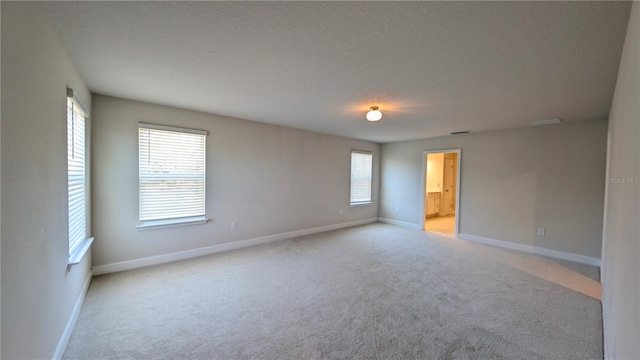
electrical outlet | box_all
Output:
[231,221,237,230]
[537,227,545,236]
[339,209,343,215]
[395,207,400,213]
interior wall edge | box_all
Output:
[600,2,640,359]
[1,3,93,358]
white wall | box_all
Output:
[426,153,444,193]
[381,120,607,259]
[1,3,93,359]
[601,2,639,359]
[91,95,380,267]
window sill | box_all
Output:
[137,216,210,231]
[350,202,372,207]
[68,237,94,267]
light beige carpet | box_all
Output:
[64,223,602,359]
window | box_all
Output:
[67,88,92,263]
[138,123,208,229]
[350,151,373,205]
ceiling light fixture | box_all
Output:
[366,106,382,122]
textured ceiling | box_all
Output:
[46,1,631,143]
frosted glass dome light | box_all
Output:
[366,106,382,122]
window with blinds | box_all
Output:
[67,95,88,255]
[350,151,373,205]
[138,124,207,227]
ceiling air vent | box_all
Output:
[450,130,472,135]
[530,118,562,126]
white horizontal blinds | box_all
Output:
[138,124,206,222]
[67,96,87,255]
[350,151,372,204]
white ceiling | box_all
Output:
[46,1,631,143]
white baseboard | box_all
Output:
[93,218,378,275]
[602,297,612,360]
[458,233,601,267]
[52,271,92,360]
[378,217,422,230]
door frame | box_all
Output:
[421,149,462,237]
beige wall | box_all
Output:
[1,3,93,359]
[601,2,639,359]
[91,95,379,267]
[381,119,607,258]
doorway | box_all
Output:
[422,150,461,237]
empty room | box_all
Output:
[1,2,638,359]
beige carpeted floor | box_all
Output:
[64,223,602,359]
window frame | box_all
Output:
[137,123,209,230]
[67,88,93,265]
[349,150,373,206]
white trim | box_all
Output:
[52,271,92,360]
[602,293,612,360]
[351,150,372,155]
[138,122,208,135]
[601,128,612,283]
[601,127,613,359]
[93,218,378,275]
[421,149,461,237]
[349,202,372,207]
[66,88,90,116]
[458,233,601,267]
[378,217,422,230]
[68,237,94,266]
[137,216,210,231]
